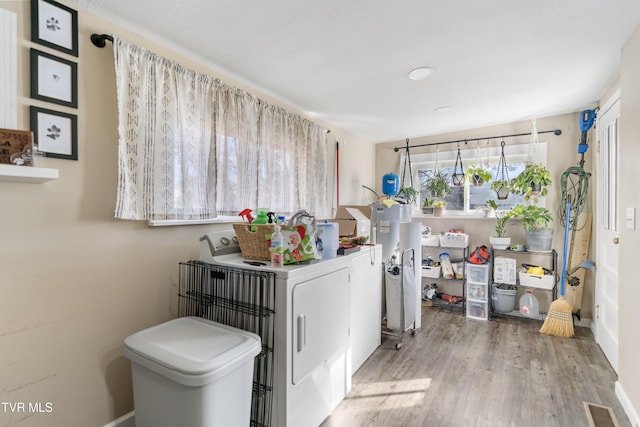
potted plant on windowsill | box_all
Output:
[511,163,552,202]
[465,165,492,187]
[511,204,554,251]
[487,199,513,249]
[433,200,446,217]
[425,170,451,199]
[422,198,434,214]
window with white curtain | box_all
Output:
[112,36,331,221]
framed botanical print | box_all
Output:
[31,0,78,57]
[30,106,78,160]
[30,49,78,108]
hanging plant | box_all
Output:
[465,165,492,186]
[493,140,511,200]
[452,146,465,186]
[511,163,552,202]
[464,140,491,186]
[425,169,451,199]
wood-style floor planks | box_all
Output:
[321,307,631,427]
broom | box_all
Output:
[540,196,575,337]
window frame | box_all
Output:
[403,142,548,217]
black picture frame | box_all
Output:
[30,48,78,108]
[30,106,78,161]
[31,0,78,57]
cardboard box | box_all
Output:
[333,205,371,238]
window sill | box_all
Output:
[147,215,242,227]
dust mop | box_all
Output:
[540,196,575,337]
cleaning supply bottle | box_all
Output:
[253,209,268,225]
[519,290,540,317]
[270,225,284,267]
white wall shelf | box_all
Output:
[0,164,59,183]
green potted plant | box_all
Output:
[422,198,434,214]
[487,199,513,249]
[511,204,554,251]
[425,170,451,199]
[396,186,419,206]
[491,179,512,200]
[432,200,446,217]
[511,163,552,202]
[465,165,492,187]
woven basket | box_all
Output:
[233,223,275,261]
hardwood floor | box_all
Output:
[321,306,630,427]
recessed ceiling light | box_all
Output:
[434,106,452,113]
[408,67,434,80]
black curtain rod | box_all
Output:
[90,33,114,48]
[393,129,562,152]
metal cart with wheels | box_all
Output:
[383,248,417,349]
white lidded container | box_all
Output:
[124,316,261,427]
[317,220,339,259]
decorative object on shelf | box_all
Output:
[511,204,554,251]
[451,145,465,186]
[30,48,77,108]
[31,0,78,57]
[492,140,511,200]
[29,106,77,160]
[0,128,34,166]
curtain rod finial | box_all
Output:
[91,33,113,48]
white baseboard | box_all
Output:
[103,410,135,427]
[615,381,640,427]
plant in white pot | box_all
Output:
[511,204,554,251]
[486,199,513,249]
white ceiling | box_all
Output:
[70,0,640,143]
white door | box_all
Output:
[594,92,620,373]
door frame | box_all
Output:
[593,88,620,373]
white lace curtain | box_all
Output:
[112,36,331,220]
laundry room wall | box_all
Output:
[0,2,374,426]
[375,113,596,318]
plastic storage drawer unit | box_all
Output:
[124,316,261,427]
[465,263,490,284]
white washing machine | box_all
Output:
[199,231,382,427]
